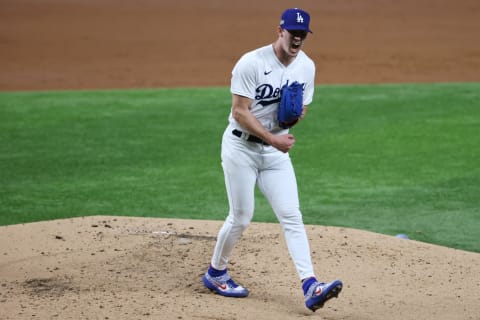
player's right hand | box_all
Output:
[271,134,295,153]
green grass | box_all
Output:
[292,83,480,252]
[1,83,479,252]
[0,88,230,223]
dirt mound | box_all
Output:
[1,216,478,319]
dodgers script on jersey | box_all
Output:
[229,44,315,133]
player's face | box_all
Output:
[281,29,308,57]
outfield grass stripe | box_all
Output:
[1,83,479,252]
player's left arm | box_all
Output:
[287,105,307,128]
[300,105,308,120]
[298,59,315,123]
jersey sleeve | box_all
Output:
[230,52,258,100]
[302,59,316,106]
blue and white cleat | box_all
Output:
[304,279,343,311]
[202,272,249,298]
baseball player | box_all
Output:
[202,8,343,312]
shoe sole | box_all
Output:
[308,281,343,312]
[202,275,249,298]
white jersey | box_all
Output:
[229,44,315,134]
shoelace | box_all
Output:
[226,278,239,288]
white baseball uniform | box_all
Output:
[210,44,316,280]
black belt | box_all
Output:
[232,129,270,146]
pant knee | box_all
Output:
[275,206,304,230]
[227,209,253,231]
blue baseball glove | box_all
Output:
[278,81,304,129]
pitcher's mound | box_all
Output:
[1,216,479,319]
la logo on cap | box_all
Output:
[296,12,304,23]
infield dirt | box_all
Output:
[1,0,480,319]
[1,0,480,90]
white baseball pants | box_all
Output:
[210,125,315,280]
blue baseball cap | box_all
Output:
[280,8,312,33]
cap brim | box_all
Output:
[284,27,313,33]
[280,25,313,33]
